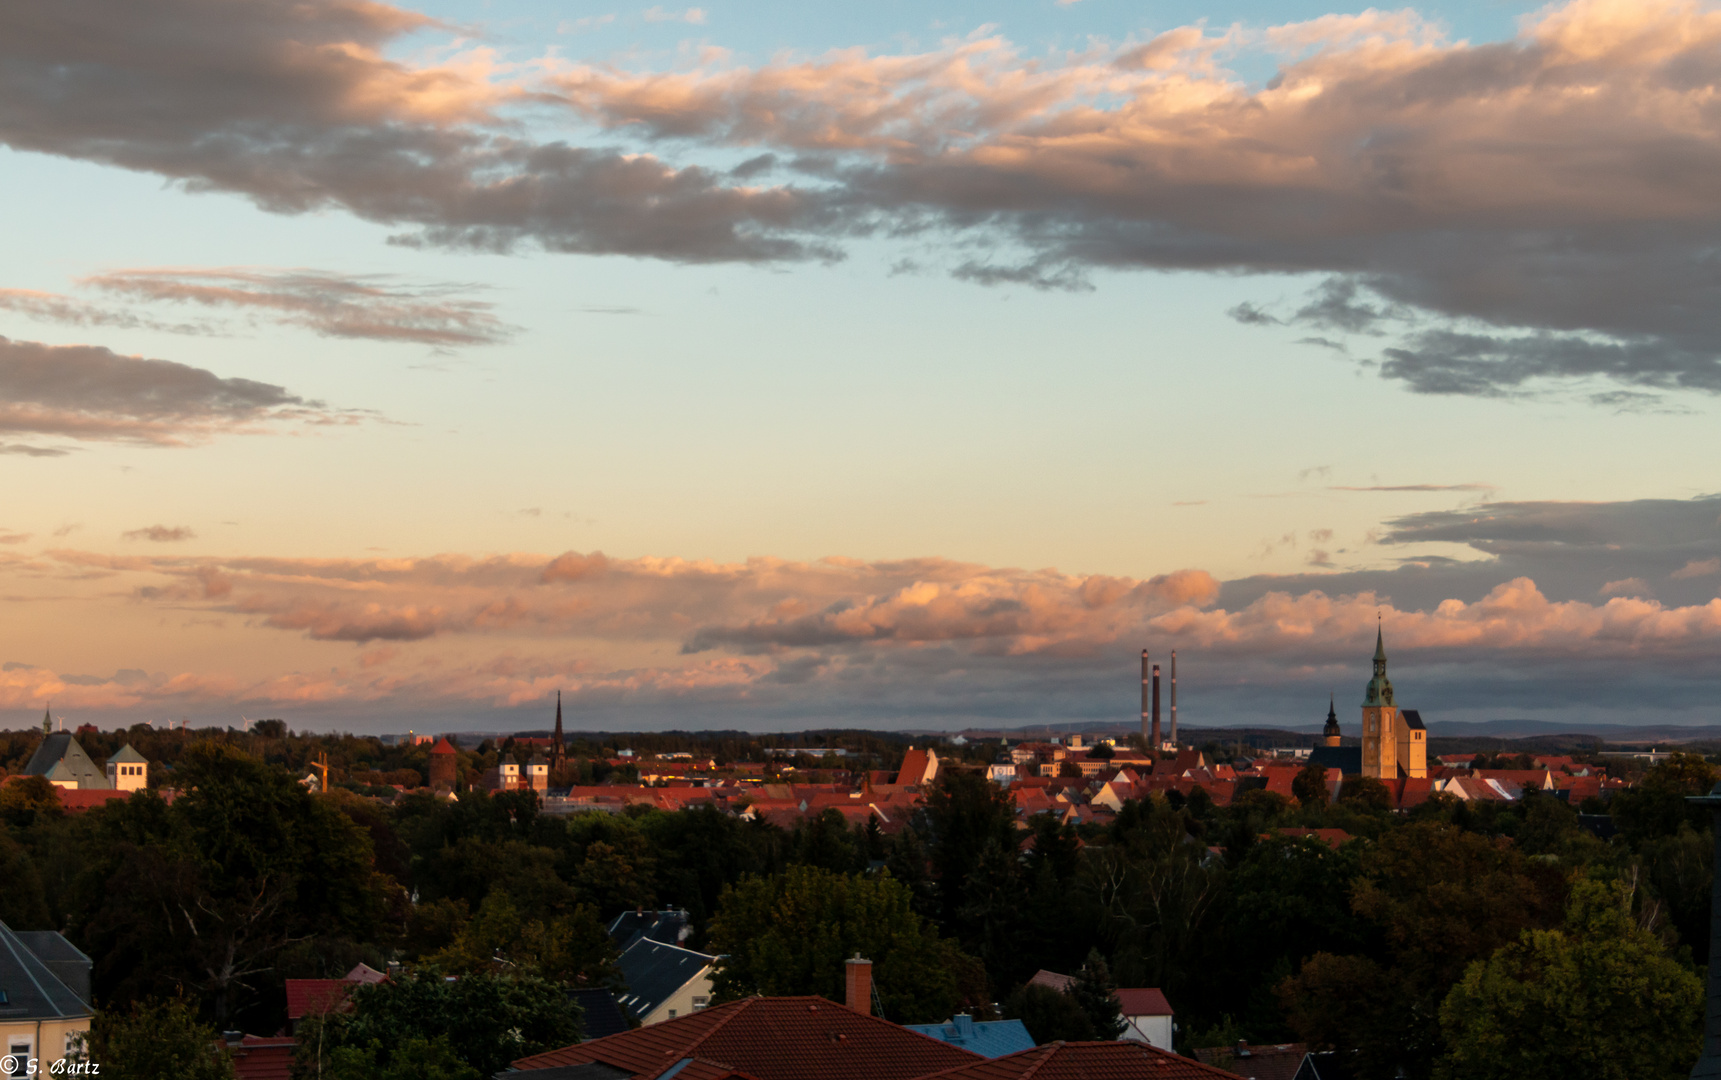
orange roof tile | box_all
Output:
[912,1040,1238,1079]
[514,996,981,1080]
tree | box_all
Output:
[1087,742,1115,761]
[1058,760,1084,778]
[706,865,974,1022]
[1002,983,1094,1042]
[92,996,234,1080]
[323,1036,479,1080]
[1437,878,1702,1080]
[1291,763,1329,808]
[1069,948,1126,1039]
[426,889,618,985]
[297,969,578,1077]
[1337,775,1392,812]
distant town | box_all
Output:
[0,635,1714,1080]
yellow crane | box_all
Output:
[311,751,330,793]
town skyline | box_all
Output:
[2,0,1720,732]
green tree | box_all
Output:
[92,996,234,1080]
[1069,948,1126,1039]
[297,969,578,1077]
[1437,878,1702,1080]
[1338,775,1392,812]
[1002,983,1094,1043]
[706,865,974,1022]
[322,1036,480,1080]
[426,889,619,985]
[1292,763,1329,808]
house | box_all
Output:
[104,744,149,792]
[22,733,108,790]
[1194,1041,1311,1080]
[912,1039,1238,1079]
[896,747,941,787]
[613,937,717,1025]
[903,1014,1036,1057]
[607,909,691,950]
[0,920,92,1072]
[511,995,984,1079]
[224,1033,297,1080]
[283,963,385,1033]
[1116,988,1174,1051]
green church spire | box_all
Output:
[1364,623,1395,707]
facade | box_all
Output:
[612,937,716,1025]
[104,744,149,792]
[1116,988,1175,1051]
[0,921,92,1074]
[525,753,548,793]
[1359,629,1427,781]
[427,738,458,791]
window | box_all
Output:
[692,996,710,1010]
[9,1044,30,1077]
[667,1009,677,1019]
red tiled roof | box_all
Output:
[513,996,982,1080]
[228,1036,296,1080]
[1114,988,1173,1017]
[285,979,355,1020]
[429,738,457,755]
[55,789,131,813]
[1027,970,1073,993]
[912,1040,1239,1080]
[1272,828,1353,848]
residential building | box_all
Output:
[0,921,92,1074]
[104,745,149,792]
[903,1015,1036,1057]
[22,733,107,790]
[612,937,716,1025]
[913,1039,1237,1080]
[510,996,985,1079]
[1116,988,1174,1050]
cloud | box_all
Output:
[1674,557,1721,579]
[8,0,1721,394]
[1330,483,1496,493]
[643,6,706,24]
[123,525,195,542]
[0,0,835,264]
[0,335,353,448]
[70,269,517,346]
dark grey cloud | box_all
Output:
[1219,493,1721,612]
[0,334,344,448]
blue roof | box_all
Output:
[612,938,714,1020]
[902,1015,1035,1057]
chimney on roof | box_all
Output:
[1151,664,1162,752]
[845,954,873,1015]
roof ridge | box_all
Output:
[682,994,758,1051]
[1014,1043,1060,1080]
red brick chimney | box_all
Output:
[845,955,872,1015]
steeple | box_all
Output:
[1363,622,1394,707]
[41,704,51,735]
[1322,692,1342,747]
[551,691,566,769]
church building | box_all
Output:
[1308,628,1427,780]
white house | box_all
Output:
[1115,988,1174,1051]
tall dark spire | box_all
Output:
[551,691,566,769]
[42,704,51,735]
[1322,691,1341,745]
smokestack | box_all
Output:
[1169,651,1178,747]
[1152,665,1162,751]
[1140,650,1151,748]
[845,954,873,1015]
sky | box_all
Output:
[2,0,1720,734]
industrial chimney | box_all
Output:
[845,955,873,1015]
[1169,651,1178,748]
[1152,664,1162,752]
[1140,650,1151,748]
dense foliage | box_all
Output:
[1,726,1713,1079]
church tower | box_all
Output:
[551,691,567,772]
[1322,693,1341,747]
[1360,625,1400,779]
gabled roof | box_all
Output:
[23,733,106,789]
[1115,988,1173,1017]
[912,1040,1239,1080]
[13,930,92,1006]
[1306,746,1361,775]
[614,938,715,1020]
[571,987,633,1040]
[285,979,356,1020]
[429,738,458,755]
[513,996,984,1080]
[1194,1042,1310,1080]
[1400,709,1426,731]
[609,909,690,950]
[229,1035,297,1080]
[0,919,91,1021]
[107,743,148,764]
[1026,969,1072,993]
